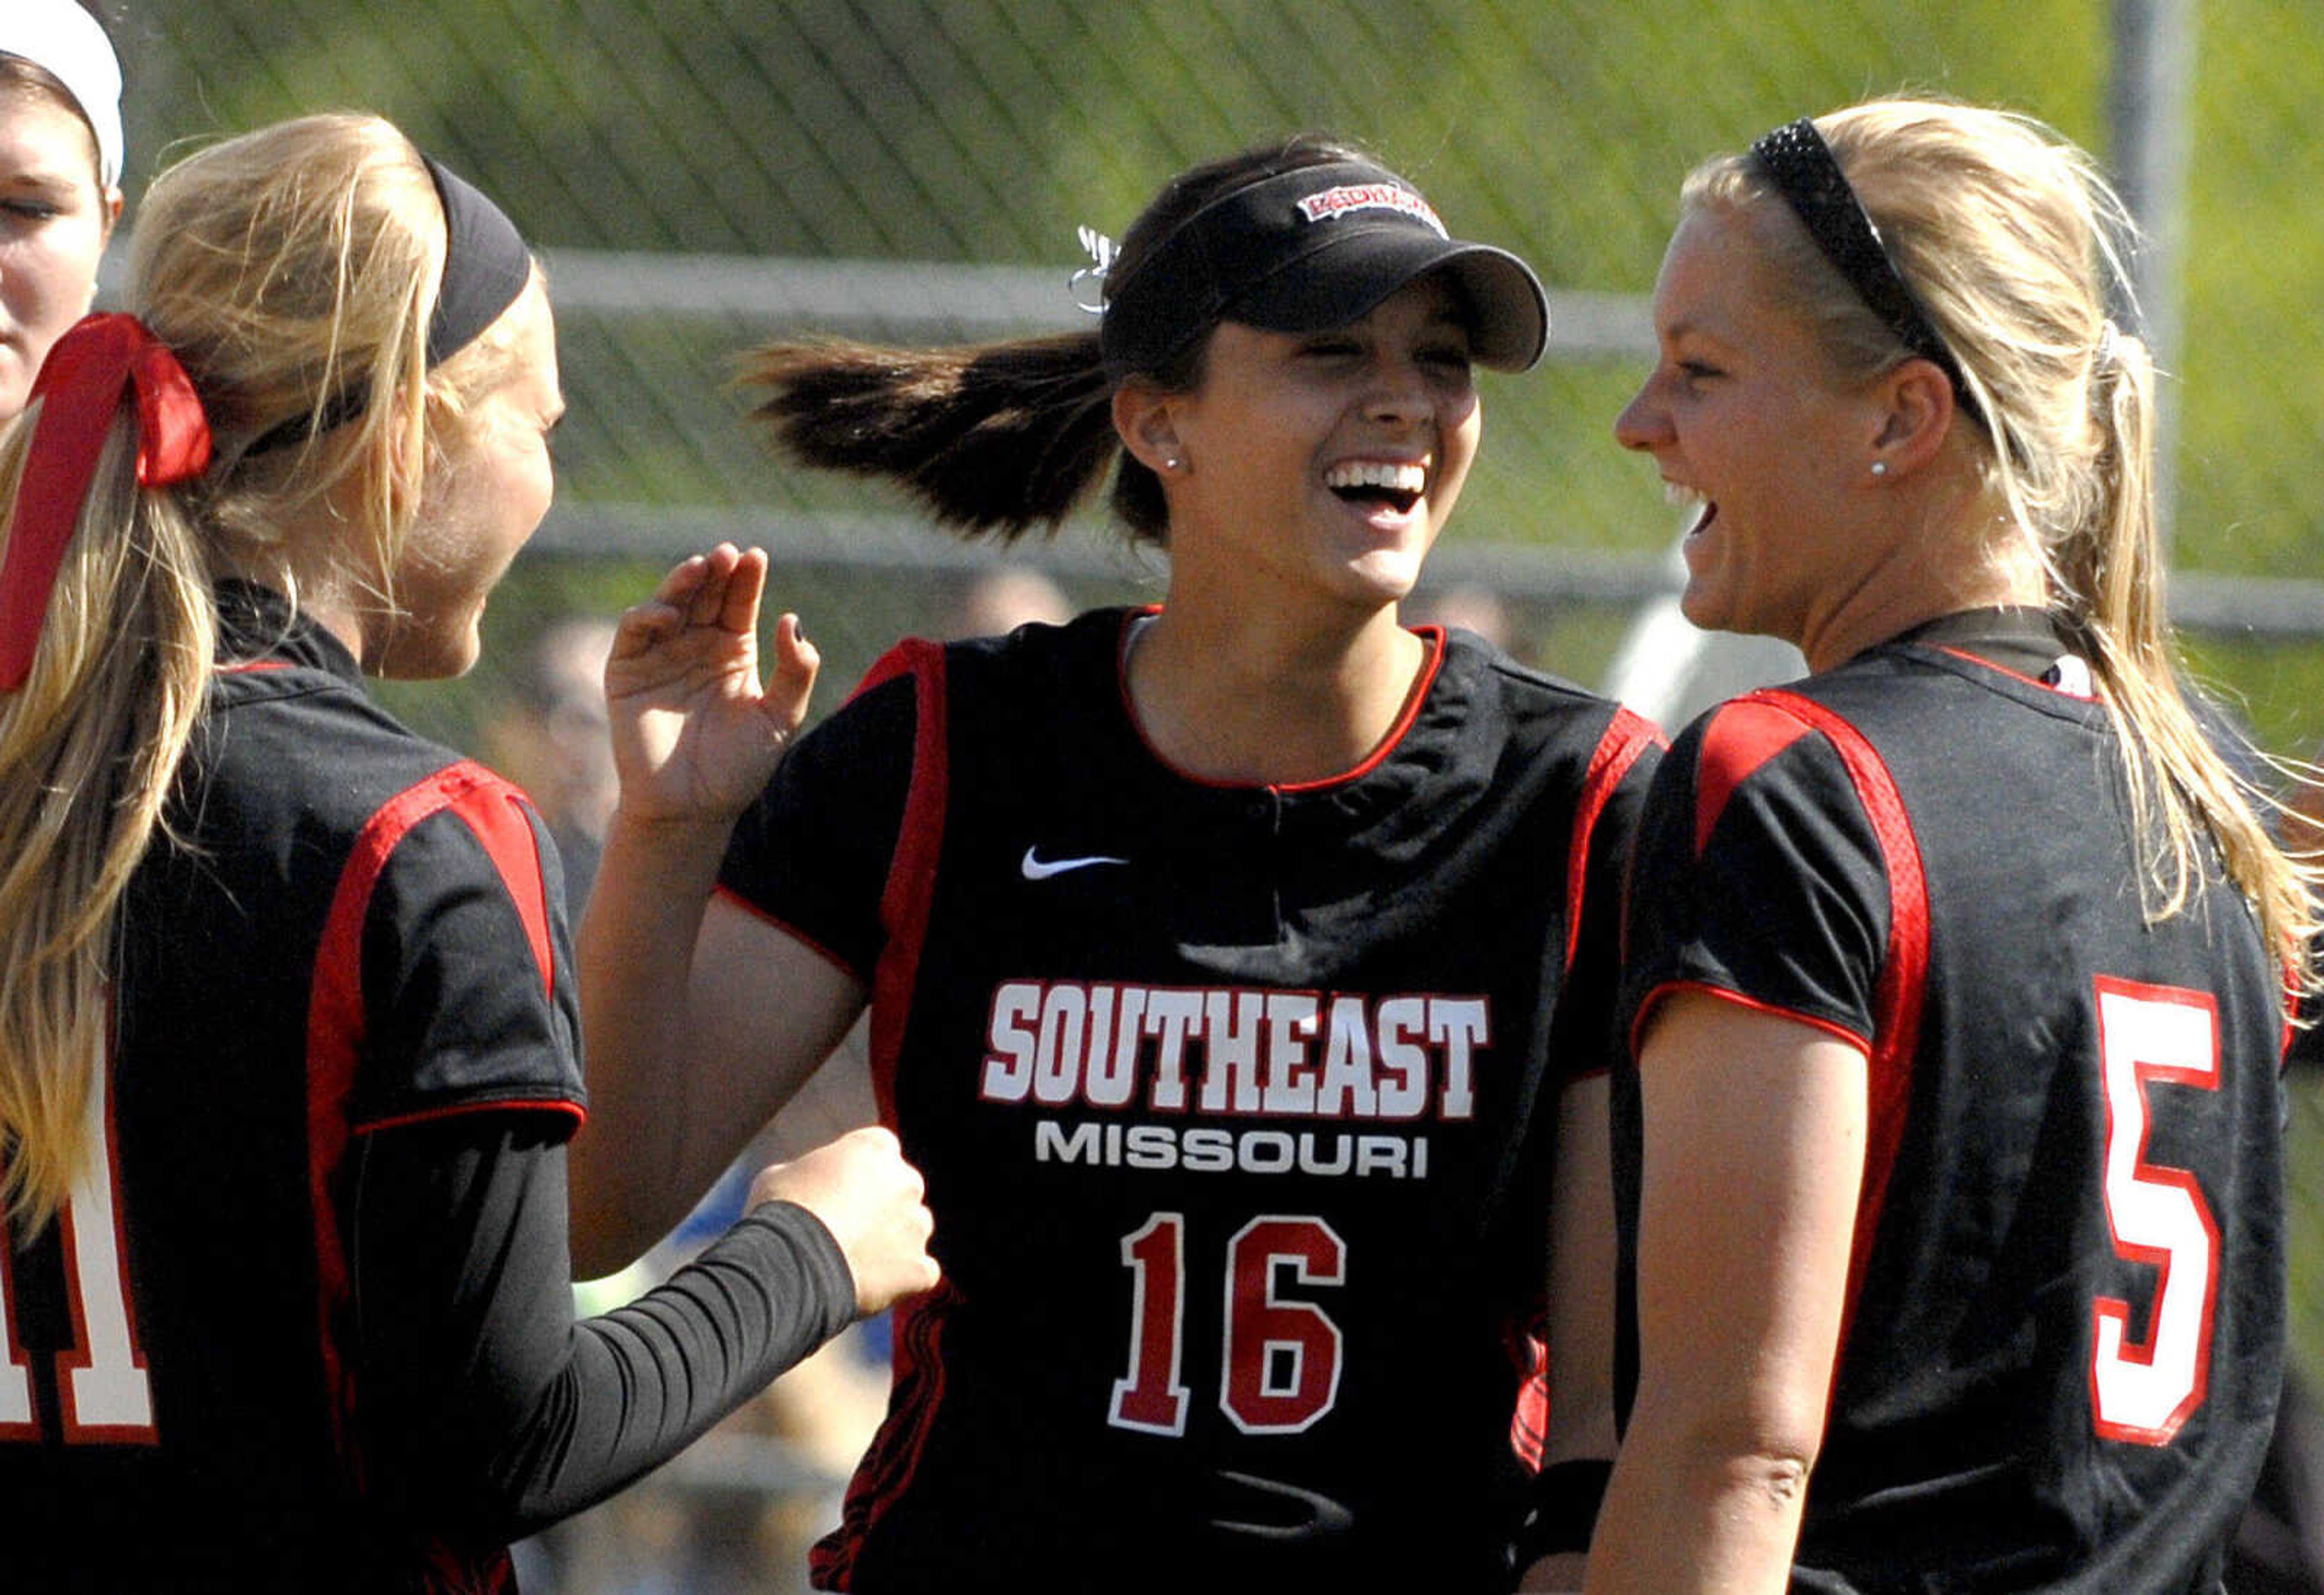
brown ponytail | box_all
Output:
[742,332,1115,542]
[740,133,1375,547]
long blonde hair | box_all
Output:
[1686,96,2318,995]
[0,113,513,1231]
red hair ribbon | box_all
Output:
[0,313,212,691]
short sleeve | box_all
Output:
[353,767,586,1131]
[718,663,917,981]
[1620,695,1891,1056]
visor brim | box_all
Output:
[1228,229,1549,373]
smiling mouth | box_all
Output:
[1665,480,1716,536]
[1325,460,1426,517]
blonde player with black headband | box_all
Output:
[1590,99,2310,1594]
[573,134,1661,1591]
[0,113,934,1590]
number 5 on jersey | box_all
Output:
[1110,1212,1346,1436]
[2090,976,2221,1447]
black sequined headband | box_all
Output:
[1748,117,1983,430]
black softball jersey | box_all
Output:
[0,585,855,1593]
[1617,612,2286,1594]
[720,608,1661,1593]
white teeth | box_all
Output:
[1662,479,1706,508]
[1325,460,1426,493]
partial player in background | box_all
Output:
[0,0,124,419]
[1590,99,2314,1593]
[0,111,934,1590]
[571,135,1660,1591]
[484,615,621,912]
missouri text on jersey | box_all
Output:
[985,981,1485,1180]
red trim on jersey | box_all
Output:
[303,760,563,1475]
[815,640,957,1587]
[1115,617,1450,793]
[1743,691,1931,1376]
[1930,643,2095,700]
[1628,978,1876,1064]
[214,659,293,674]
[869,641,950,1130]
[419,1539,516,1595]
[350,1098,588,1137]
[1275,626,1446,793]
[811,1278,961,1589]
[1509,1318,1550,1471]
[1566,707,1662,969]
[456,788,557,1004]
[1692,697,1814,857]
[709,884,867,985]
[846,636,927,705]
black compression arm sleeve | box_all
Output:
[347,1116,855,1547]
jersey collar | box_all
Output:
[215,579,364,683]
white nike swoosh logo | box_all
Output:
[1021,847,1130,881]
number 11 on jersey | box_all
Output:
[0,1050,156,1444]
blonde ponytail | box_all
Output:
[0,112,496,1229]
[0,416,215,1229]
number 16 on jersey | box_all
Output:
[1110,1212,1348,1437]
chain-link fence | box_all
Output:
[110,0,2324,736]
[92,2,2324,1587]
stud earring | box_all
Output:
[1162,456,1181,472]
[1870,461,1889,477]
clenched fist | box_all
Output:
[750,1126,939,1317]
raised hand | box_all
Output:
[602,544,819,824]
[749,1126,940,1318]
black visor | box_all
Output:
[1099,160,1548,379]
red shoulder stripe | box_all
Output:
[846,637,927,705]
[821,640,956,1585]
[1738,689,1929,1381]
[447,781,557,1004]
[1693,697,1815,857]
[303,760,560,1473]
[1566,705,1663,969]
[869,640,948,1129]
